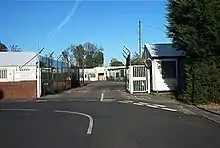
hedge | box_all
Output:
[183,57,220,104]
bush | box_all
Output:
[184,57,220,104]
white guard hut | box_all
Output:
[143,43,186,92]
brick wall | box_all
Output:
[53,81,71,91]
[0,81,37,100]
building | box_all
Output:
[143,43,186,92]
[79,66,126,82]
[0,52,39,99]
[0,52,72,99]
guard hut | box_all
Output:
[143,43,186,92]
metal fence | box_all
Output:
[40,56,79,96]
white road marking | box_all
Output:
[118,100,134,104]
[36,100,47,102]
[146,104,159,109]
[100,92,104,102]
[0,108,38,112]
[54,110,94,135]
[85,99,97,102]
[136,102,149,106]
[153,104,167,108]
[161,108,177,112]
[102,99,116,102]
[133,102,146,106]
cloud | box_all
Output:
[46,0,82,40]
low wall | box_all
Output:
[0,81,37,100]
[53,81,71,91]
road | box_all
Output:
[0,81,220,148]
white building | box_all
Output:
[79,66,126,82]
[0,52,70,99]
[0,52,40,99]
[144,43,186,92]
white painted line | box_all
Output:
[102,99,116,102]
[136,102,149,106]
[133,102,146,106]
[0,108,38,112]
[161,108,177,112]
[86,100,97,102]
[153,104,167,108]
[36,100,47,102]
[54,110,94,135]
[118,100,134,104]
[146,104,159,109]
[100,92,104,102]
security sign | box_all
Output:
[144,58,152,68]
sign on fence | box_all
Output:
[15,70,36,81]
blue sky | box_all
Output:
[0,0,171,65]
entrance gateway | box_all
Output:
[126,65,150,94]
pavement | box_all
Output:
[0,81,220,148]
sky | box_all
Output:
[0,0,171,66]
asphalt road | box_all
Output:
[0,81,220,148]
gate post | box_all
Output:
[147,68,151,93]
[129,66,134,94]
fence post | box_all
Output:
[36,59,41,97]
[191,64,195,103]
[147,68,151,93]
[130,66,134,94]
[56,58,59,92]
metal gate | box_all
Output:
[127,65,149,94]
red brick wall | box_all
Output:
[0,81,37,100]
[53,81,71,91]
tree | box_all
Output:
[0,42,8,52]
[166,0,220,104]
[131,52,144,65]
[83,42,104,67]
[167,0,220,60]
[94,51,104,67]
[73,44,85,67]
[9,45,22,52]
[63,42,104,68]
[110,58,124,66]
